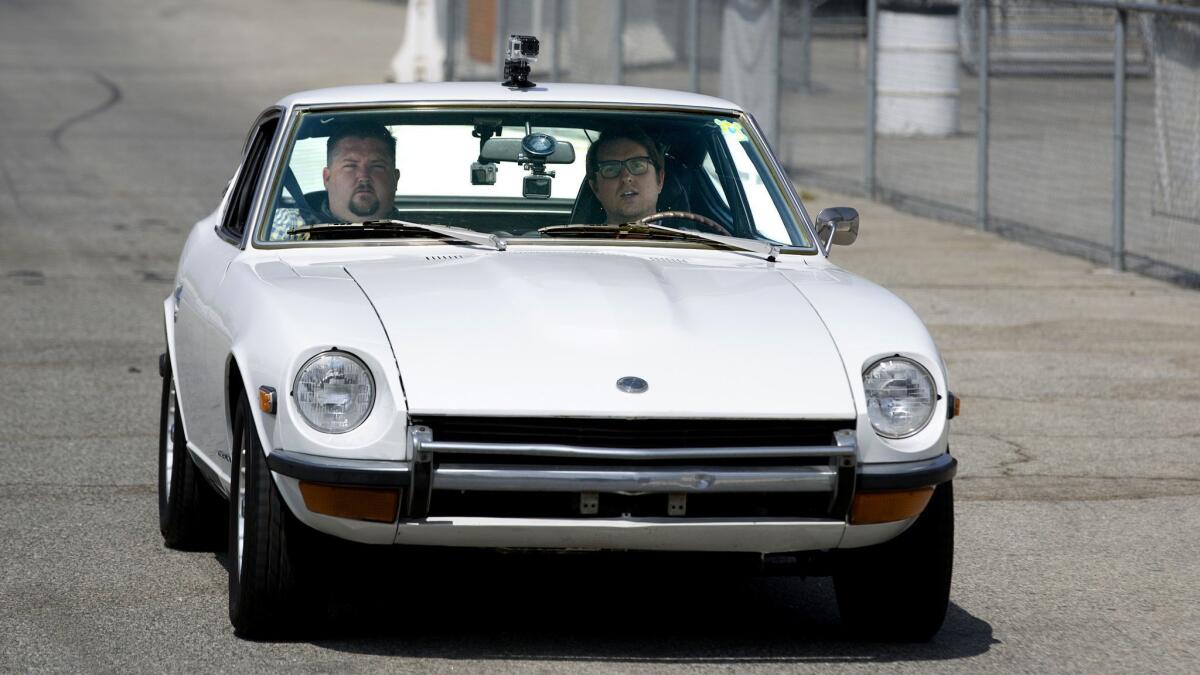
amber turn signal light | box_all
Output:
[298,481,400,523]
[258,386,276,414]
[850,487,934,525]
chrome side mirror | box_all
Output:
[815,207,859,248]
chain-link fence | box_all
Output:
[959,0,1198,285]
[427,0,1200,287]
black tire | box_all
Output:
[833,480,954,642]
[228,391,309,638]
[158,354,223,549]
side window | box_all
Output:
[219,115,280,243]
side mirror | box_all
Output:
[815,207,859,248]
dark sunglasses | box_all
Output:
[595,156,654,179]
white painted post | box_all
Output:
[388,0,449,82]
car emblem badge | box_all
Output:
[616,376,648,394]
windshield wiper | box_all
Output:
[289,219,507,252]
[538,222,780,262]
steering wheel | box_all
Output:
[636,211,733,237]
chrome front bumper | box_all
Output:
[432,464,837,493]
[267,447,956,494]
[390,516,852,552]
[267,426,955,524]
[266,449,844,493]
[269,427,858,512]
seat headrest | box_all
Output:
[302,190,328,211]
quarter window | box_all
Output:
[220,114,279,243]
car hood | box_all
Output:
[335,248,856,418]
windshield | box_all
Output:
[257,108,810,248]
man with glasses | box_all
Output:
[585,128,665,224]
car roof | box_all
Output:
[275,82,745,113]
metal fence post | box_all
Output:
[688,0,700,93]
[551,0,562,82]
[497,0,509,80]
[799,0,812,93]
[615,0,625,85]
[1112,7,1127,272]
[445,0,457,81]
[978,0,990,231]
[866,0,878,198]
[771,0,783,144]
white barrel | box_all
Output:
[876,10,960,137]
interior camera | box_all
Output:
[470,161,498,186]
[523,174,552,199]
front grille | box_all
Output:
[410,416,852,449]
[407,416,855,520]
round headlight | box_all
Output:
[863,357,936,439]
[293,351,375,434]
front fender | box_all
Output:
[782,266,950,464]
[221,259,409,472]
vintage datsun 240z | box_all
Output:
[158,76,958,639]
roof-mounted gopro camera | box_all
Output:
[502,34,539,89]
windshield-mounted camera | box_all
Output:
[502,35,539,89]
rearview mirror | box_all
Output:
[815,207,859,248]
[480,137,576,164]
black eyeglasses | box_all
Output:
[595,156,654,179]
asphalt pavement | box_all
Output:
[1,0,1199,672]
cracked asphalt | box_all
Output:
[2,0,1199,672]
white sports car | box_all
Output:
[159,79,958,640]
